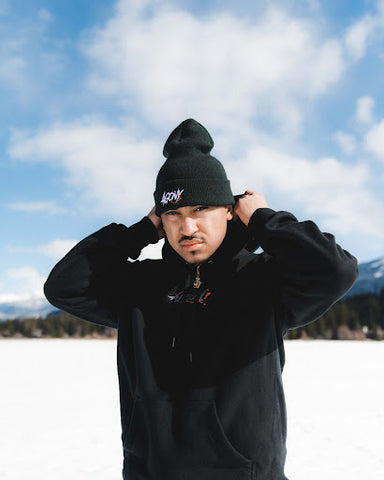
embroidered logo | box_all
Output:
[161,188,184,206]
[166,288,212,306]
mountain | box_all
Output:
[343,257,384,298]
[0,295,54,320]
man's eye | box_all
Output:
[165,211,178,216]
[195,206,208,212]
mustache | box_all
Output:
[179,235,205,244]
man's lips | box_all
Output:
[179,238,204,250]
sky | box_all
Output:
[1,0,384,310]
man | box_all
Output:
[44,118,358,480]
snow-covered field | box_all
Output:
[0,339,383,479]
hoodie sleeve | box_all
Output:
[44,217,159,328]
[247,208,359,332]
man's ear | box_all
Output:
[226,205,234,221]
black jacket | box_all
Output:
[44,208,358,480]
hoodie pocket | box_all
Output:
[123,398,253,479]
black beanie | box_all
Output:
[154,119,235,216]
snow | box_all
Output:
[1,339,383,479]
[283,341,384,479]
[371,258,384,270]
[370,257,384,278]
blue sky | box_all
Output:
[1,0,384,310]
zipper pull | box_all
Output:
[171,337,176,348]
[193,265,202,289]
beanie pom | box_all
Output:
[163,118,214,158]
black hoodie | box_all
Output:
[44,208,358,480]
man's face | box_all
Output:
[161,205,233,264]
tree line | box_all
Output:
[285,288,384,340]
[0,312,117,339]
[0,289,383,340]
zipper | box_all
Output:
[193,264,202,289]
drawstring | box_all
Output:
[170,264,202,364]
[171,336,193,363]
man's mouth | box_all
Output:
[179,238,204,250]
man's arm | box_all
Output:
[44,216,160,328]
[235,190,359,331]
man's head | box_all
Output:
[154,119,235,263]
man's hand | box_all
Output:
[234,190,268,226]
[147,206,165,239]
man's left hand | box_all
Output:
[147,206,165,240]
[234,190,268,226]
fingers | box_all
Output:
[241,190,255,198]
[234,190,268,226]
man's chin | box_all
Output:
[178,249,209,264]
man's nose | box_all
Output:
[180,217,198,236]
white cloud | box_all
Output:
[0,267,51,319]
[228,145,384,238]
[343,0,384,61]
[0,292,44,305]
[355,96,374,124]
[7,239,78,261]
[38,8,53,23]
[0,32,28,91]
[38,239,78,260]
[0,7,64,104]
[9,119,161,217]
[1,267,46,300]
[0,55,27,90]
[344,14,378,61]
[334,131,357,155]
[304,0,320,13]
[365,120,384,161]
[9,201,66,215]
[82,1,345,136]
[0,0,9,16]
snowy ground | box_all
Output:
[0,339,383,480]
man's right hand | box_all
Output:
[147,206,165,240]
